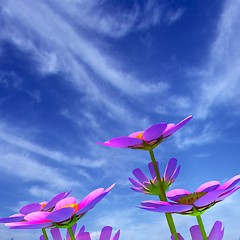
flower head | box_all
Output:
[129,158,180,195]
[41,224,120,240]
[141,175,240,215]
[97,116,192,150]
[6,185,114,229]
[0,191,71,224]
[170,221,224,240]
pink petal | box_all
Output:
[166,189,190,202]
[97,137,143,148]
[55,197,77,210]
[195,181,220,193]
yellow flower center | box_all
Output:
[135,132,144,140]
[177,192,206,205]
[62,203,78,213]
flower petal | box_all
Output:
[97,137,143,148]
[0,213,25,223]
[218,175,240,191]
[166,189,190,202]
[195,181,220,193]
[112,230,121,240]
[51,228,63,240]
[190,225,202,240]
[163,116,193,137]
[129,178,143,188]
[46,208,74,222]
[20,203,42,215]
[164,158,177,180]
[208,221,224,240]
[142,123,167,142]
[217,185,240,201]
[100,226,112,240]
[194,190,224,207]
[171,233,185,240]
[148,161,159,179]
[132,168,148,183]
[55,197,77,210]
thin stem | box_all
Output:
[196,215,208,240]
[41,228,49,240]
[148,149,179,240]
[68,226,76,240]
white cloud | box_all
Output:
[193,0,240,119]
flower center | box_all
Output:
[62,203,78,213]
[177,192,206,205]
[135,132,144,140]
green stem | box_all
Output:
[148,149,179,240]
[196,215,208,240]
[41,228,49,240]
[68,226,76,240]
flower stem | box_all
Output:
[41,228,49,240]
[68,226,76,240]
[196,215,208,240]
[148,149,179,240]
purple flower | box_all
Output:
[141,175,240,215]
[170,221,224,240]
[129,158,180,195]
[0,191,71,224]
[97,116,192,150]
[40,225,120,240]
[6,185,114,229]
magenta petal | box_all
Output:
[218,175,240,191]
[25,211,50,222]
[132,168,148,183]
[113,230,120,240]
[190,225,202,240]
[195,181,220,193]
[166,189,190,202]
[97,137,143,148]
[208,221,224,240]
[50,228,63,240]
[129,131,143,138]
[142,123,167,142]
[100,226,112,240]
[47,208,74,222]
[164,158,177,179]
[0,213,25,223]
[55,197,77,210]
[163,115,193,137]
[20,203,42,214]
[194,190,224,207]
[44,191,71,211]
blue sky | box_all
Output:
[0,0,240,239]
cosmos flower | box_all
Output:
[129,158,180,195]
[140,175,240,215]
[97,116,192,150]
[170,221,224,240]
[0,191,71,224]
[5,184,114,229]
[40,225,120,240]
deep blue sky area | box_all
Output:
[0,0,240,239]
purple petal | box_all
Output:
[7,221,52,229]
[217,185,240,201]
[129,178,143,188]
[40,235,45,240]
[142,123,167,142]
[171,233,185,240]
[163,116,193,137]
[141,201,192,213]
[164,158,177,180]
[194,190,224,207]
[100,226,112,240]
[44,191,71,211]
[0,213,25,223]
[51,228,63,240]
[218,175,240,191]
[132,168,148,183]
[66,224,77,239]
[47,208,74,222]
[195,181,220,193]
[97,137,143,148]
[20,203,42,214]
[208,221,224,240]
[171,166,181,181]
[77,232,91,240]
[130,186,144,193]
[166,189,190,202]
[190,225,202,240]
[112,230,121,240]
[148,161,158,179]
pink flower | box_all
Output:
[6,185,114,229]
[0,191,70,224]
[129,158,180,195]
[141,175,240,215]
[97,116,192,150]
